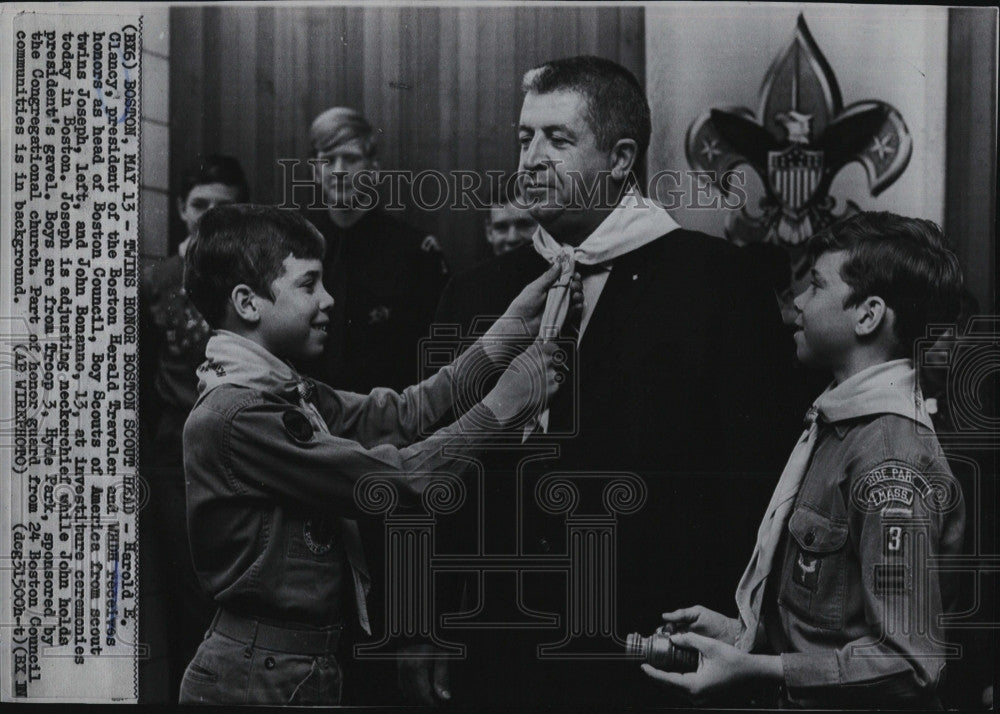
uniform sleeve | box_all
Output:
[226,397,504,515]
[781,458,965,706]
[313,338,496,449]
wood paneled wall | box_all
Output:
[946,8,997,314]
[168,6,644,272]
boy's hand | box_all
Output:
[483,339,564,425]
[483,261,583,357]
[641,632,781,706]
[397,644,450,705]
[661,605,741,645]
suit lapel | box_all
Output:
[579,236,667,355]
[545,237,669,435]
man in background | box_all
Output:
[485,183,538,256]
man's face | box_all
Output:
[256,254,335,362]
[486,204,537,255]
[178,182,243,237]
[517,90,611,236]
[792,250,858,370]
[315,138,375,207]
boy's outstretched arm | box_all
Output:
[195,339,564,516]
[315,262,581,449]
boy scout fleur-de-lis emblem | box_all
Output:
[686,14,912,276]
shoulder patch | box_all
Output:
[851,462,917,512]
[851,460,962,514]
[283,410,315,444]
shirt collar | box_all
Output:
[195,330,302,402]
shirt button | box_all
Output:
[264,656,276,670]
[804,531,816,546]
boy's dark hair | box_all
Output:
[806,211,964,356]
[179,154,250,202]
[184,205,326,328]
[521,56,651,168]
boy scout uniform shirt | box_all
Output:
[760,360,965,707]
[183,331,501,627]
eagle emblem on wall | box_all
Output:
[686,14,912,278]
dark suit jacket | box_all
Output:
[430,231,799,706]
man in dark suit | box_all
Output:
[403,56,797,707]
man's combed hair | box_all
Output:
[179,154,250,202]
[521,55,651,166]
[807,211,964,356]
[184,205,326,328]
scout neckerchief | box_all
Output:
[198,330,372,635]
[531,188,679,342]
[526,189,680,438]
[734,359,934,651]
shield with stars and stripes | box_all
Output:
[767,146,824,211]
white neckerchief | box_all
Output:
[525,191,680,440]
[531,189,679,340]
[734,359,933,651]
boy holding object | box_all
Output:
[644,212,966,708]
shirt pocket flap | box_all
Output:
[788,506,848,554]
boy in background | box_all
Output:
[178,205,576,705]
[139,155,249,700]
[645,212,966,708]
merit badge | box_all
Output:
[793,551,821,590]
[283,410,315,444]
[303,518,335,555]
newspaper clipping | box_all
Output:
[1,2,997,708]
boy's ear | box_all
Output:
[609,139,638,183]
[231,284,262,324]
[176,196,187,219]
[854,296,889,337]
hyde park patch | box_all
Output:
[851,462,919,512]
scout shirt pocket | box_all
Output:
[287,515,341,563]
[779,505,849,630]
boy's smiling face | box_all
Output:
[256,254,334,362]
[793,250,858,371]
